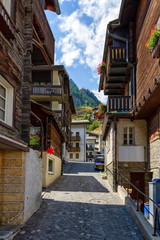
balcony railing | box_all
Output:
[33,1,55,62]
[0,2,16,39]
[31,85,62,95]
[86,154,94,158]
[71,136,81,141]
[69,147,80,152]
[107,96,132,112]
[109,47,126,64]
[54,110,62,121]
[86,146,94,151]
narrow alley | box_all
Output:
[13,162,144,240]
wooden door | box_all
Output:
[130,172,145,211]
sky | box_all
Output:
[45,0,121,103]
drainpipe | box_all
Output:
[113,116,118,192]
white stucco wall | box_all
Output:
[51,101,62,111]
[117,119,147,162]
[42,152,62,188]
[52,71,60,85]
[24,149,42,222]
[104,119,147,166]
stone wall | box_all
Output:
[0,150,25,225]
[149,139,160,179]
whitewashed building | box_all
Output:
[65,120,89,162]
[86,132,102,162]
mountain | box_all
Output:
[69,79,101,107]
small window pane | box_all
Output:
[48,159,53,172]
[0,85,6,98]
[0,97,5,109]
[0,109,5,121]
[76,153,79,159]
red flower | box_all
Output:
[46,147,55,154]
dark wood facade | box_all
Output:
[0,0,61,225]
[100,0,160,191]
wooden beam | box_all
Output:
[33,26,51,66]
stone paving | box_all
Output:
[13,162,144,240]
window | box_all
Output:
[0,76,14,126]
[124,127,135,145]
[76,142,79,148]
[48,159,54,173]
[0,85,6,121]
[76,132,79,136]
[76,153,79,159]
[1,0,12,15]
[70,153,73,159]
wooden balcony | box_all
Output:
[69,147,80,152]
[110,47,126,64]
[104,47,130,95]
[32,1,55,65]
[71,136,81,141]
[31,85,62,96]
[107,96,132,113]
[0,2,16,39]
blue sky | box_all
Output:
[45,0,121,103]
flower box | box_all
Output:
[152,37,160,58]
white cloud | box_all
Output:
[91,90,108,104]
[56,0,121,72]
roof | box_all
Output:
[45,0,61,15]
[31,100,65,140]
[71,120,90,125]
[32,65,69,78]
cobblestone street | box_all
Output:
[13,162,144,240]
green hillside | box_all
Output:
[69,79,101,107]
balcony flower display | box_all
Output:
[145,26,160,50]
[97,61,106,76]
[46,147,55,155]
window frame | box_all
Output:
[0,76,14,126]
[123,127,135,146]
[76,153,79,159]
[48,158,54,174]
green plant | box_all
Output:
[145,27,160,50]
[97,62,106,76]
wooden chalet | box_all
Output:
[31,65,75,187]
[100,0,160,194]
[0,0,60,225]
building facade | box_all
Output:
[31,65,75,187]
[86,132,102,162]
[65,120,89,162]
[0,0,60,225]
[99,0,159,193]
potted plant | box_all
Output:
[97,61,106,76]
[145,25,160,58]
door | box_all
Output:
[130,172,145,212]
